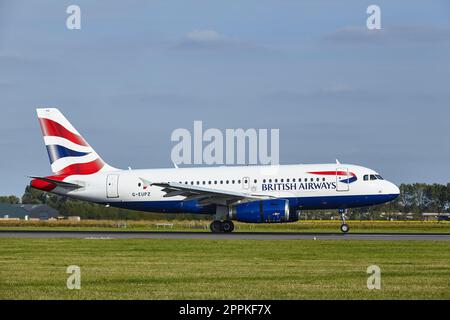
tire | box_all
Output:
[222,221,234,233]
[210,220,223,233]
[340,223,350,233]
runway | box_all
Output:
[0,230,449,240]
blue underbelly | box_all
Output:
[104,194,398,214]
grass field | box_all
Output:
[0,238,449,299]
[1,219,449,233]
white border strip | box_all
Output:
[44,136,93,153]
[51,153,100,173]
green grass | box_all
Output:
[0,238,449,299]
[1,219,449,233]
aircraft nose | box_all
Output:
[388,182,400,198]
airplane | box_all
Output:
[30,108,400,233]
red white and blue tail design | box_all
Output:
[35,108,115,180]
[308,171,358,184]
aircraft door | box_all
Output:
[336,167,349,192]
[107,174,120,198]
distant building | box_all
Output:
[0,204,28,220]
[0,204,60,220]
[423,212,450,221]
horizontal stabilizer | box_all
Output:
[29,176,83,189]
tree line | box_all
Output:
[0,183,449,220]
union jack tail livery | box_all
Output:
[31,108,116,191]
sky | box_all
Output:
[0,0,449,196]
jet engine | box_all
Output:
[229,199,299,223]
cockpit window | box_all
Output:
[364,173,384,181]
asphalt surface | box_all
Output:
[0,230,449,240]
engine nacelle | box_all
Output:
[229,199,297,223]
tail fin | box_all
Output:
[36,108,116,176]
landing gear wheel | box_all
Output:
[340,223,350,233]
[338,208,350,233]
[210,220,223,233]
[222,220,234,233]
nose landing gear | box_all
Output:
[339,209,350,233]
[340,223,350,233]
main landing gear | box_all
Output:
[210,220,235,233]
[211,205,234,233]
[339,208,350,233]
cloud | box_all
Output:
[321,84,355,94]
[0,80,17,89]
[0,1,15,49]
[106,91,200,109]
[176,29,236,50]
[263,85,389,105]
[324,26,450,45]
[185,29,222,43]
[174,29,269,53]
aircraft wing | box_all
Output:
[150,181,273,206]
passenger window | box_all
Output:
[254,179,257,183]
[293,178,296,182]
[263,179,266,183]
[286,178,290,183]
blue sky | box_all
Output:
[0,0,449,196]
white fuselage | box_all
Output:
[53,163,400,215]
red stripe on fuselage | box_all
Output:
[39,118,89,147]
[308,171,355,176]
